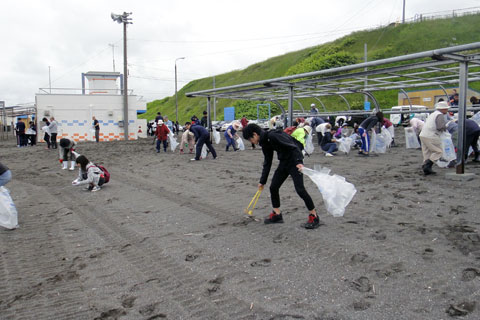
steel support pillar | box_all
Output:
[288,86,294,127]
[456,61,468,174]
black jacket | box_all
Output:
[259,129,304,185]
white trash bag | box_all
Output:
[0,187,18,229]
[338,137,353,154]
[213,127,221,144]
[437,132,456,168]
[305,134,314,154]
[383,127,393,148]
[201,144,207,159]
[371,131,387,154]
[404,127,421,149]
[168,132,179,151]
[471,111,480,126]
[302,167,357,217]
[236,137,245,151]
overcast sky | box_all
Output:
[1,0,479,106]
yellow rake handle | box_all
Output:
[245,189,262,215]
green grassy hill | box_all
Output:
[140,14,480,123]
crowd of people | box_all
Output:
[4,99,480,230]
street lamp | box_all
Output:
[175,57,185,124]
[111,12,132,140]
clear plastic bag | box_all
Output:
[338,137,353,154]
[305,134,314,154]
[404,127,421,149]
[471,111,480,126]
[0,187,18,229]
[168,132,179,151]
[302,167,357,217]
[371,131,386,153]
[213,127,221,144]
[236,137,245,151]
[201,144,207,159]
[437,132,456,168]
[383,127,393,148]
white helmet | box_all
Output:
[311,103,316,107]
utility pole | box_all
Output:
[213,76,216,121]
[402,0,406,23]
[175,57,185,124]
[111,12,132,140]
[109,43,116,72]
[48,66,52,94]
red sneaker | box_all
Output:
[264,212,284,224]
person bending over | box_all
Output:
[184,122,217,161]
[242,124,320,229]
[59,138,77,170]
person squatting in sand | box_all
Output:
[59,138,77,170]
[72,155,105,192]
[184,122,217,161]
[224,121,240,151]
[180,128,195,154]
[419,101,450,175]
[242,123,320,229]
[155,120,170,153]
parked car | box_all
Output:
[390,105,429,126]
[212,121,226,131]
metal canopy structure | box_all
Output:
[187,42,480,175]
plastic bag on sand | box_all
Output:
[213,127,221,144]
[236,137,245,151]
[201,144,207,159]
[0,187,18,229]
[305,134,314,154]
[371,131,386,153]
[302,167,357,217]
[383,127,393,148]
[168,132,179,151]
[405,127,420,149]
[338,137,353,154]
[437,132,456,168]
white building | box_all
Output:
[35,71,146,142]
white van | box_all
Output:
[390,105,429,126]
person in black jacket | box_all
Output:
[184,122,217,161]
[243,124,320,229]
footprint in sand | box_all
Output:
[350,276,372,292]
[446,301,476,316]
[461,268,480,281]
[203,234,215,240]
[121,296,136,308]
[251,258,271,267]
[273,233,288,243]
[350,252,369,264]
[185,254,199,262]
[353,300,371,311]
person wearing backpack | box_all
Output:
[71,155,106,192]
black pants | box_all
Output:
[44,133,51,148]
[195,134,217,160]
[270,161,315,211]
[95,129,100,142]
[466,131,480,157]
[50,133,58,149]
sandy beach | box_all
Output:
[1,128,479,320]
